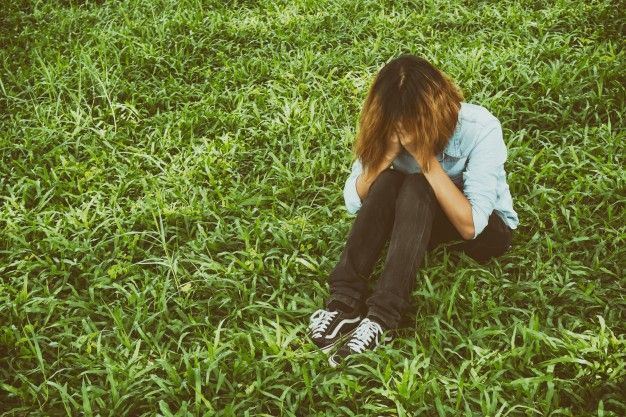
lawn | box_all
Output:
[0,0,624,416]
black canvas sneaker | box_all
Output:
[307,307,364,354]
[328,317,394,368]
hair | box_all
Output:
[352,54,464,173]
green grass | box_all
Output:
[1,0,624,415]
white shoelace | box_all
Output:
[308,309,338,338]
[346,318,383,353]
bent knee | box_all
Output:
[400,172,436,200]
[369,168,404,192]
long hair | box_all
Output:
[353,54,464,173]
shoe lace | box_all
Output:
[308,309,338,338]
[347,318,383,353]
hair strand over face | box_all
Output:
[352,54,464,173]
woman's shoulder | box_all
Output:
[459,102,500,126]
[453,102,503,157]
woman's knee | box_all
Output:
[397,172,436,203]
[391,173,437,220]
[368,168,405,197]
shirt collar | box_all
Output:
[435,114,463,160]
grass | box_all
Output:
[0,0,624,415]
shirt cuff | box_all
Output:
[471,206,490,239]
[343,175,362,215]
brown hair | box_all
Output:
[352,54,464,173]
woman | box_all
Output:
[307,54,520,368]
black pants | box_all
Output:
[325,168,514,330]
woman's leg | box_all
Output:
[363,173,514,330]
[325,168,405,315]
[428,198,514,264]
[365,172,439,330]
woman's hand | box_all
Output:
[397,127,419,158]
[384,128,403,164]
[397,127,437,172]
[357,132,403,200]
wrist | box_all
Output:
[422,156,441,176]
[362,161,388,183]
[381,155,396,170]
[375,159,394,175]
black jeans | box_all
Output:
[325,168,513,330]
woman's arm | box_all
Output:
[419,120,507,240]
[355,159,393,201]
[343,157,394,214]
[422,157,475,240]
[344,132,402,214]
[459,120,507,239]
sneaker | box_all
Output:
[328,317,394,368]
[307,307,364,354]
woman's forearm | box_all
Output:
[422,156,475,240]
[355,161,391,201]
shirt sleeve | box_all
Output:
[343,157,364,215]
[462,119,507,239]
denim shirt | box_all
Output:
[343,102,520,239]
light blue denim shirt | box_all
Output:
[343,102,519,239]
